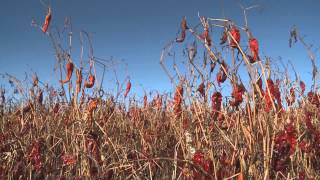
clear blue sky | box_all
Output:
[0,0,319,97]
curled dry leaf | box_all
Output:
[230,26,240,48]
[176,17,188,43]
[174,85,183,117]
[143,94,148,109]
[124,80,131,98]
[42,8,51,33]
[76,69,82,94]
[249,38,259,62]
[200,28,212,46]
[61,154,77,166]
[197,82,205,97]
[210,61,216,73]
[60,62,74,84]
[32,74,39,87]
[220,31,228,45]
[216,61,228,86]
[84,74,95,88]
[230,83,245,107]
[300,81,305,95]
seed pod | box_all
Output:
[230,27,240,48]
[42,8,51,33]
[249,38,259,61]
[124,80,132,98]
[84,74,95,88]
[60,62,74,84]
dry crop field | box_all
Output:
[0,4,319,180]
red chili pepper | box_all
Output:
[249,38,259,61]
[230,27,240,48]
[124,80,132,98]
[42,8,51,33]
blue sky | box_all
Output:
[0,0,319,98]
